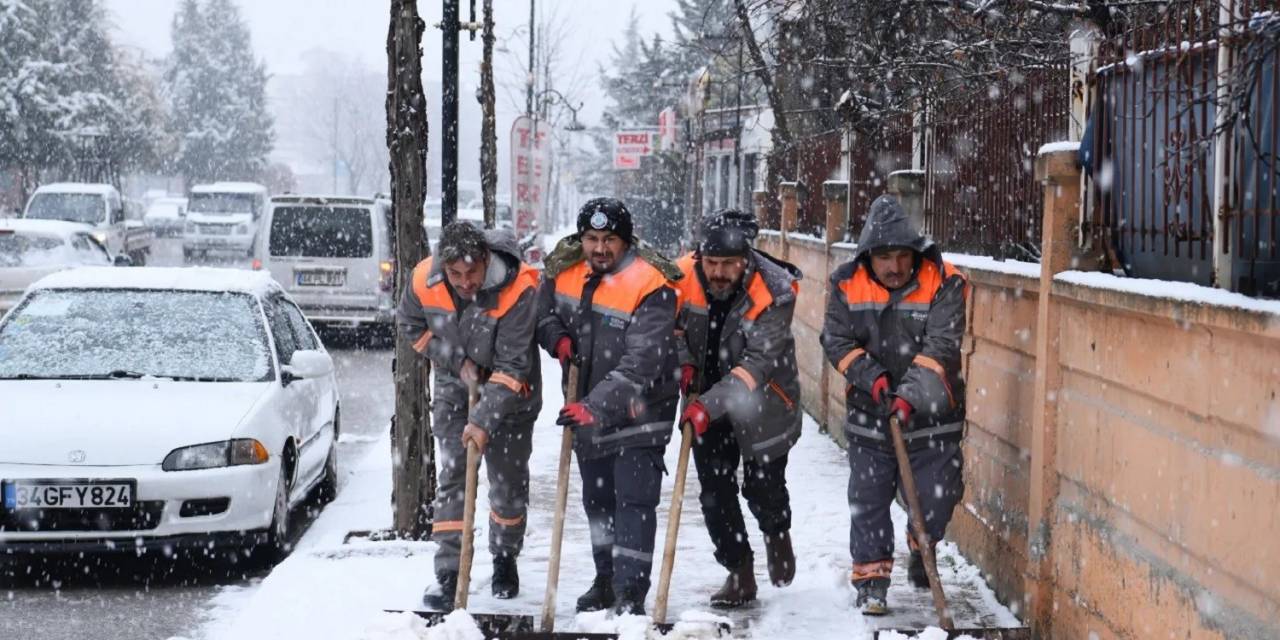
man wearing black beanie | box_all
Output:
[672,208,803,608]
[536,197,680,616]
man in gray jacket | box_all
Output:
[397,221,542,611]
[674,209,802,608]
[537,197,680,616]
[820,195,968,615]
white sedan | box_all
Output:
[0,267,340,563]
[0,219,123,316]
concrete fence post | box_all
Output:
[779,182,798,260]
[1025,145,1082,638]
[887,170,926,234]
[816,180,850,431]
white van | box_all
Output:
[257,195,394,336]
[183,182,268,259]
[23,183,152,264]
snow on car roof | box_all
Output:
[31,267,280,297]
[0,218,92,237]
[190,182,269,194]
[31,182,118,196]
[270,194,375,206]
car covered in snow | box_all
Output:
[183,182,269,259]
[143,197,188,237]
[22,182,153,265]
[0,219,123,316]
[0,267,340,561]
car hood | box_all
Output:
[0,380,270,466]
[0,265,71,294]
[187,212,253,226]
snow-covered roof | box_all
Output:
[0,219,93,238]
[190,182,269,195]
[31,183,118,196]
[271,195,375,206]
[31,267,280,297]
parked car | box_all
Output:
[0,219,124,316]
[184,182,268,259]
[0,267,339,561]
[143,197,188,237]
[23,183,152,265]
[257,195,395,339]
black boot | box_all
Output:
[908,550,930,589]
[765,532,796,587]
[709,557,757,609]
[575,574,616,612]
[422,571,458,612]
[612,585,646,616]
[492,554,519,599]
[853,577,889,616]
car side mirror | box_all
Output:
[281,349,333,385]
[113,254,133,267]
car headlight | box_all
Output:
[236,224,249,234]
[185,222,197,234]
[162,439,270,471]
[92,231,107,244]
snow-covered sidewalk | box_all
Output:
[189,353,1022,639]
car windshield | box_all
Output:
[24,193,105,224]
[0,233,70,268]
[0,289,272,381]
[269,206,373,258]
[189,193,258,216]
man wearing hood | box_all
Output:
[820,195,969,615]
[673,208,802,608]
[397,221,543,611]
[536,197,681,616]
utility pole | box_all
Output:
[332,97,339,194]
[386,0,432,539]
[526,0,535,116]
[442,0,460,226]
[480,0,497,229]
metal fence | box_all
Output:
[846,116,915,243]
[1088,0,1280,296]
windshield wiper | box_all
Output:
[162,375,244,382]
[105,369,147,379]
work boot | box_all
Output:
[422,571,458,612]
[709,558,757,609]
[853,577,890,616]
[492,554,519,599]
[764,532,796,587]
[612,585,646,616]
[908,550,931,589]
[575,574,616,612]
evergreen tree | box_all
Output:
[165,0,273,183]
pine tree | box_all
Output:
[165,0,273,184]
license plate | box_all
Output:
[202,225,231,235]
[297,270,345,287]
[3,480,135,510]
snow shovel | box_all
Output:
[538,364,579,632]
[653,393,696,624]
[405,379,538,636]
[874,415,1030,640]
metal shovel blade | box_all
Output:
[874,627,1031,639]
[394,613,731,639]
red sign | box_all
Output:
[510,116,551,238]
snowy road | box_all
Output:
[0,239,397,640]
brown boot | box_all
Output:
[765,532,796,587]
[709,558,757,609]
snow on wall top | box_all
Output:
[190,182,269,194]
[1038,140,1081,155]
[32,267,280,297]
[31,182,118,196]
[0,218,93,237]
[945,252,1042,279]
[1056,270,1280,316]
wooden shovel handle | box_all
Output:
[455,381,482,611]
[653,392,698,624]
[540,365,579,632]
[888,415,953,629]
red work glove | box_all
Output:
[890,397,914,424]
[680,365,697,395]
[554,336,574,365]
[556,402,596,428]
[681,401,711,437]
[870,374,890,405]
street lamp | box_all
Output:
[538,88,585,132]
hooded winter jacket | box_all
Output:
[536,248,680,460]
[397,229,543,433]
[820,196,969,447]
[674,248,803,462]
